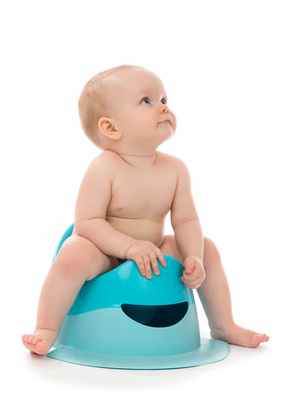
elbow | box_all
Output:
[74,220,88,237]
[74,217,105,236]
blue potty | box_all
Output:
[47,224,230,369]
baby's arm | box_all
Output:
[74,153,135,259]
[170,158,204,263]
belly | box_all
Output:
[106,215,165,248]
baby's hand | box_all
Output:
[125,240,167,278]
[181,256,206,289]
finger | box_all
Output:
[143,255,152,278]
[189,276,203,285]
[194,280,204,289]
[189,277,204,288]
[150,253,160,275]
[181,277,193,288]
[182,274,196,283]
[134,255,146,277]
[155,249,167,268]
[183,268,195,277]
[184,262,195,275]
[190,277,203,287]
[187,261,198,274]
[181,274,198,286]
[189,263,196,274]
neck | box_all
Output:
[105,149,158,167]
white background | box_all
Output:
[1,0,303,393]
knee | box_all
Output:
[159,235,183,261]
[203,237,221,265]
[159,234,176,254]
[204,237,219,253]
[162,235,176,250]
[54,235,99,277]
[204,236,212,248]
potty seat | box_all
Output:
[47,224,230,369]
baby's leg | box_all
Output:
[159,235,269,348]
[22,235,113,355]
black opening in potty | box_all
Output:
[121,301,189,327]
[47,224,230,369]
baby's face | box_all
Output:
[103,68,176,152]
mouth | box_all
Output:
[158,120,173,128]
[121,302,188,327]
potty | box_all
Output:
[47,224,230,369]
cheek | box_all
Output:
[117,110,141,131]
[118,108,157,135]
[135,110,156,129]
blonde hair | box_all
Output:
[78,64,143,149]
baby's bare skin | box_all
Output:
[105,150,176,247]
[22,66,269,355]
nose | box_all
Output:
[160,105,169,113]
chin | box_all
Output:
[157,124,175,137]
[163,128,175,140]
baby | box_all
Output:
[22,65,269,355]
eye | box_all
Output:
[161,97,167,105]
[140,96,152,105]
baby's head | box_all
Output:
[78,65,176,154]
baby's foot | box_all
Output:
[211,323,269,348]
[22,328,58,355]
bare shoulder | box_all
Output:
[157,151,189,175]
[86,150,118,179]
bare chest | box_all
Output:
[107,165,177,220]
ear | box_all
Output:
[97,117,122,141]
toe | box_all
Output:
[34,340,49,355]
[22,334,46,354]
[252,333,269,347]
[251,334,261,347]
